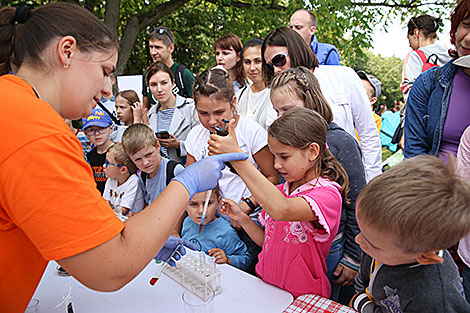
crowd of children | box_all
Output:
[71,2,470,312]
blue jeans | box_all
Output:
[325,240,344,302]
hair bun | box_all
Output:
[14,6,30,24]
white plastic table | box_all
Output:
[32,259,293,312]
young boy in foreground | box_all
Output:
[351,155,470,312]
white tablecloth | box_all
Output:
[32,259,293,312]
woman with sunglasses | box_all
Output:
[214,34,246,93]
[0,3,246,311]
[236,38,277,130]
[262,27,382,183]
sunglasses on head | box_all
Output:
[267,51,289,71]
[150,26,174,44]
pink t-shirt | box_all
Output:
[255,177,342,298]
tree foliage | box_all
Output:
[2,0,454,78]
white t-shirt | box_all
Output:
[185,116,267,203]
[236,86,277,130]
[314,65,382,182]
[103,174,145,213]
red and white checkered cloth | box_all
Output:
[283,294,358,313]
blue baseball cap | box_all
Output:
[82,108,113,129]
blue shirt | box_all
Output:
[182,216,251,270]
[310,35,341,65]
[141,157,184,204]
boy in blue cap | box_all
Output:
[82,108,114,194]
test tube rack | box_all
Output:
[162,251,222,301]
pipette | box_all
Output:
[198,190,212,235]
[149,242,183,286]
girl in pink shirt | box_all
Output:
[211,107,348,298]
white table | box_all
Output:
[33,259,293,312]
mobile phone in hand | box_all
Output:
[155,131,170,139]
[214,126,238,174]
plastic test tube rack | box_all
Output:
[162,251,222,301]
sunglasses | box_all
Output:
[150,26,174,44]
[266,52,289,72]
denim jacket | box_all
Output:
[404,59,457,158]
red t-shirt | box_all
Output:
[0,75,124,312]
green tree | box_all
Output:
[3,0,454,75]
[348,49,403,108]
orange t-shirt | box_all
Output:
[0,75,124,312]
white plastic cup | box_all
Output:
[25,298,39,313]
[182,286,214,313]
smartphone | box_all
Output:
[155,131,170,139]
[213,126,238,174]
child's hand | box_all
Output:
[131,101,144,123]
[208,119,243,155]
[208,248,230,265]
[220,199,246,223]
[333,263,358,287]
[158,134,180,149]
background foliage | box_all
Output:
[2,0,454,107]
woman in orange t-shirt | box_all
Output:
[0,3,246,312]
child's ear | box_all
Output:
[416,250,444,265]
[120,166,128,175]
[308,142,320,162]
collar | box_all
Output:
[282,176,340,196]
[310,34,319,53]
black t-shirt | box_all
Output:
[86,148,107,195]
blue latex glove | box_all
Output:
[155,236,197,266]
[173,152,248,199]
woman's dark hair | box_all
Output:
[450,0,470,58]
[268,107,349,202]
[145,61,174,85]
[261,27,319,82]
[193,67,234,106]
[214,34,245,88]
[0,2,118,75]
[407,14,442,39]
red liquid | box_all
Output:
[149,277,159,285]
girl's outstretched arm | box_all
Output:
[209,121,317,222]
[221,199,265,247]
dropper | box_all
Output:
[198,190,212,235]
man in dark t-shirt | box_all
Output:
[142,27,195,109]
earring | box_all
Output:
[63,64,70,69]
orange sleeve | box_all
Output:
[0,133,124,260]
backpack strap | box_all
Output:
[236,86,248,106]
[140,171,148,185]
[323,48,335,65]
[166,160,182,185]
[434,66,442,85]
[174,64,188,97]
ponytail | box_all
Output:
[320,149,350,204]
[0,3,117,76]
[0,7,17,75]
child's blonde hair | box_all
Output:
[107,143,137,174]
[268,107,349,201]
[357,155,470,254]
[121,123,159,156]
[269,67,333,123]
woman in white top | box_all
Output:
[400,14,451,100]
[146,61,198,163]
[236,38,277,130]
[185,67,278,203]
